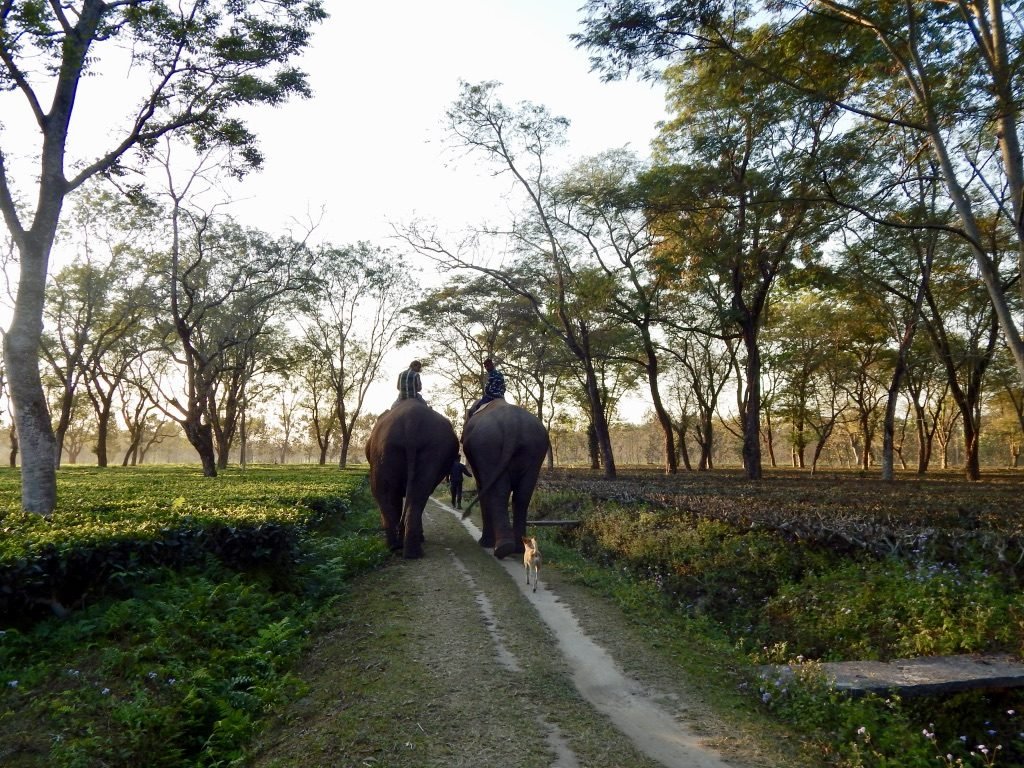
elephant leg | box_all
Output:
[376,488,404,552]
[477,495,496,548]
[487,476,516,559]
[510,464,542,553]
[401,497,427,559]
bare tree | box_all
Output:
[401,81,622,477]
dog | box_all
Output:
[522,536,541,592]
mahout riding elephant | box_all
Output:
[461,399,549,559]
[364,398,458,558]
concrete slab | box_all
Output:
[766,654,1024,697]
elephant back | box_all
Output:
[461,400,548,473]
[366,399,458,470]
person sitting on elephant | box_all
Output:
[467,357,505,418]
[448,451,472,509]
[395,360,424,406]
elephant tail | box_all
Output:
[461,428,517,519]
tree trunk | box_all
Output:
[583,365,615,478]
[697,414,714,470]
[914,401,929,474]
[8,423,18,468]
[587,422,600,470]
[338,432,351,468]
[859,414,872,471]
[183,419,217,477]
[89,389,115,468]
[5,301,57,513]
[642,343,677,474]
[122,432,140,467]
[52,381,76,470]
[674,423,692,471]
[763,409,776,468]
[651,391,677,474]
[963,418,981,481]
[741,325,762,480]
[95,407,109,468]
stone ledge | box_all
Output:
[765,654,1024,697]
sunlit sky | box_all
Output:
[232,1,669,418]
[3,1,669,420]
[226,1,667,246]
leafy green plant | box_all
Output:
[535,469,1024,767]
[0,465,387,767]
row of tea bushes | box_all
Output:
[0,465,388,767]
[0,465,366,622]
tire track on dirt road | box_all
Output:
[437,498,738,768]
[250,496,773,768]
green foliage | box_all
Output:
[764,560,1024,661]
[573,505,837,631]
[0,466,365,621]
[0,465,386,767]
[538,468,1024,767]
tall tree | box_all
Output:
[768,290,840,469]
[663,323,732,471]
[0,0,325,512]
[298,242,413,467]
[40,263,92,466]
[402,81,622,478]
[645,43,840,479]
[554,150,680,472]
[577,0,1024,400]
[152,210,315,475]
[406,271,568,437]
[293,341,338,465]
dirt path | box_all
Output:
[249,499,782,768]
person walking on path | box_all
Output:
[448,452,472,509]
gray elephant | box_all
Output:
[461,399,549,559]
[365,398,458,558]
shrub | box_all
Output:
[0,466,387,767]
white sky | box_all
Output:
[2,0,668,421]
[225,1,667,247]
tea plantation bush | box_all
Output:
[0,465,386,767]
[534,467,1024,768]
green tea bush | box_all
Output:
[0,465,387,767]
[764,560,1024,660]
[538,469,1024,768]
[572,505,837,629]
[0,466,366,621]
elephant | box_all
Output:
[461,399,549,559]
[364,398,459,559]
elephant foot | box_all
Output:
[493,539,516,560]
[403,546,424,559]
[385,530,402,552]
[478,534,495,548]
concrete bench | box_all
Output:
[764,654,1024,697]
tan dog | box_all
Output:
[522,536,541,592]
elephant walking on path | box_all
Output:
[365,399,458,558]
[461,399,549,559]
